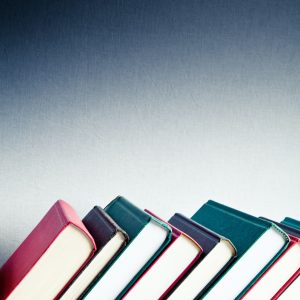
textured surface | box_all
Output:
[1,0,300,266]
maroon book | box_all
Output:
[0,200,96,300]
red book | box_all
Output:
[0,200,96,300]
[271,217,300,299]
[123,210,203,300]
[271,236,300,299]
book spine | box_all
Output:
[169,213,220,253]
[282,217,300,231]
[104,196,150,239]
[57,200,96,248]
[83,206,128,250]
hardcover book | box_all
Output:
[270,217,300,300]
[242,217,300,300]
[0,200,96,300]
[282,217,300,231]
[124,210,203,300]
[59,206,129,300]
[167,213,237,299]
[84,196,172,300]
[191,200,289,299]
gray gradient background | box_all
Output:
[0,0,300,265]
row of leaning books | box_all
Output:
[0,196,299,300]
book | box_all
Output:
[282,217,300,230]
[84,196,172,300]
[167,213,237,299]
[123,210,203,300]
[0,200,96,300]
[242,217,300,299]
[191,200,289,299]
[270,217,300,299]
[59,206,129,300]
[277,275,300,299]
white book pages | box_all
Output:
[7,225,94,300]
[85,220,169,300]
[124,234,201,300]
[243,242,300,300]
[60,232,126,300]
[203,226,286,300]
[278,275,300,300]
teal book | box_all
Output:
[282,217,300,231]
[83,196,172,300]
[192,200,289,300]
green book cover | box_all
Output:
[82,196,172,300]
[191,200,289,299]
[105,196,152,239]
[281,217,300,231]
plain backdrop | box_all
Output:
[1,0,300,265]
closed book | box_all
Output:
[59,206,129,300]
[167,213,237,300]
[270,218,300,300]
[281,217,300,231]
[192,200,289,299]
[242,217,300,300]
[124,210,203,300]
[0,200,96,300]
[84,196,172,300]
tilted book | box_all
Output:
[124,210,203,300]
[242,217,300,299]
[84,196,172,300]
[270,217,300,300]
[282,217,300,230]
[0,200,96,300]
[59,206,129,300]
[191,200,289,299]
[167,213,236,299]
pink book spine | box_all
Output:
[0,200,96,300]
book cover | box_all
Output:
[0,200,96,300]
[281,217,300,231]
[83,206,128,251]
[191,200,289,299]
[83,196,172,300]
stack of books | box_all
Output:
[1,196,299,300]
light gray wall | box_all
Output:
[1,0,300,265]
